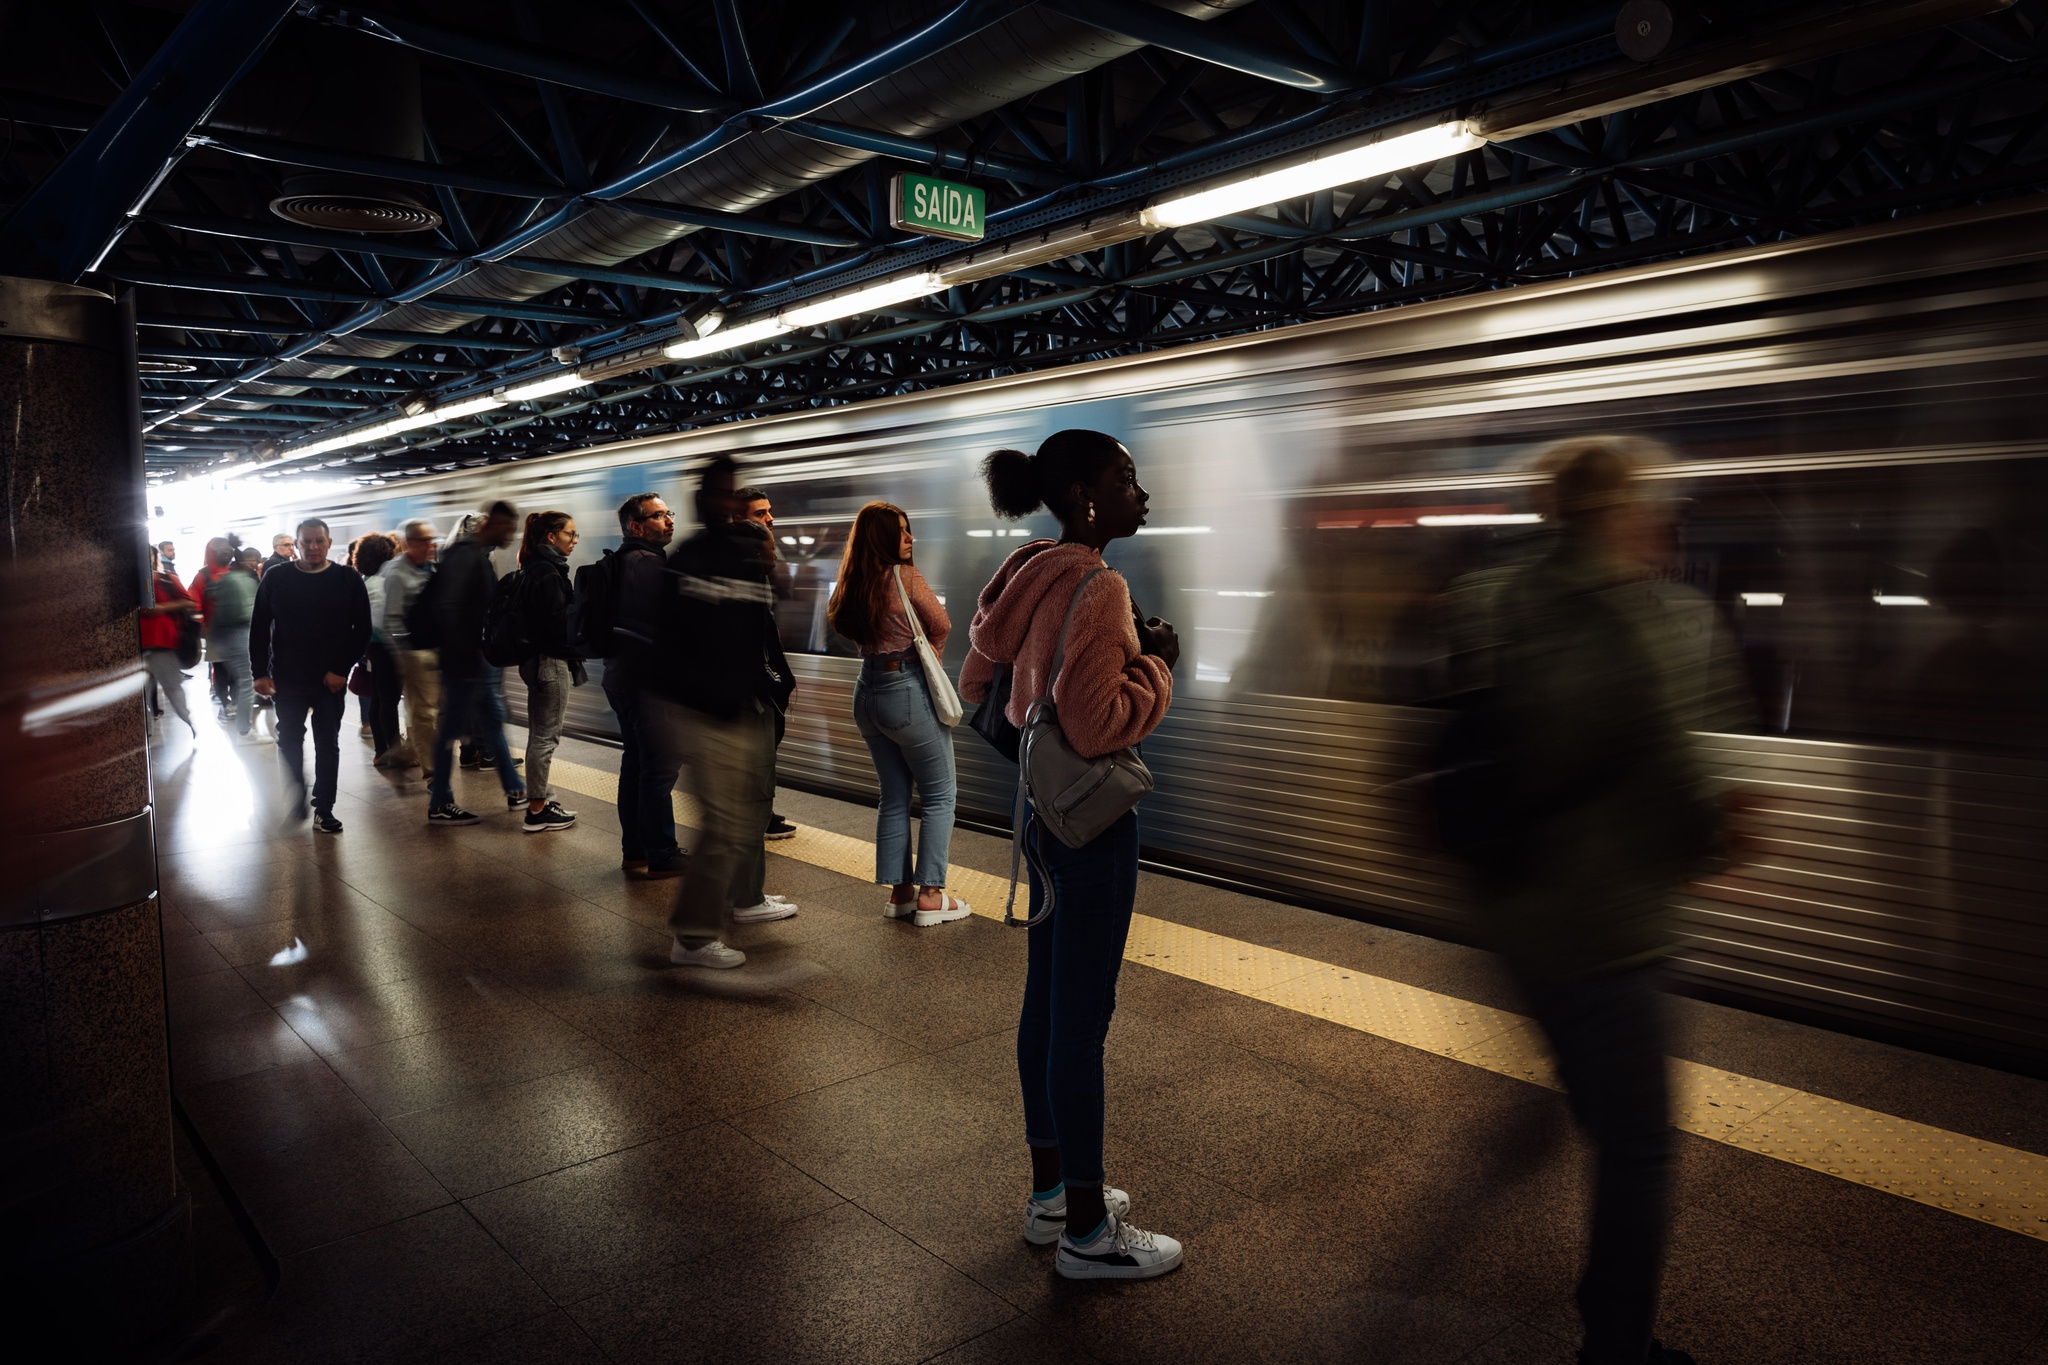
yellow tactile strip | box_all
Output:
[539,755,2048,1243]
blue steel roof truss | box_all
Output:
[2,1,2046,474]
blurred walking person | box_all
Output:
[515,511,582,833]
[590,492,684,878]
[208,545,263,741]
[660,457,796,969]
[827,502,968,925]
[188,536,237,717]
[740,485,798,842]
[961,430,1181,1279]
[351,532,404,766]
[250,518,371,833]
[379,519,439,770]
[1454,438,1741,1365]
[141,544,198,737]
[425,502,523,825]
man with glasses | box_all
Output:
[605,493,685,877]
[379,519,440,769]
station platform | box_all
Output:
[150,699,2048,1365]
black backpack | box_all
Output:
[482,569,533,668]
[1426,688,1525,876]
[570,549,624,658]
[403,568,444,650]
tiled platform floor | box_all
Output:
[148,698,2048,1364]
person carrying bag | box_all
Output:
[826,501,971,927]
[958,429,1182,1283]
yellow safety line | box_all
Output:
[538,754,2048,1243]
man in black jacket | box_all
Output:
[603,492,685,878]
[249,518,371,832]
[660,457,797,969]
[424,502,523,824]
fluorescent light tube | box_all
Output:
[1134,525,1211,536]
[500,371,588,402]
[1141,121,1485,231]
[1415,512,1543,527]
[1741,592,1785,607]
[779,271,944,328]
[1873,594,1930,606]
[666,316,791,360]
[430,395,506,420]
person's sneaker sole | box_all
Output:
[670,942,745,969]
[764,827,796,840]
[522,814,577,834]
[428,810,480,825]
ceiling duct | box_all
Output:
[213,23,443,234]
[238,0,1250,433]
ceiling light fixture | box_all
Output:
[665,316,791,360]
[1140,121,1485,231]
[500,371,590,402]
[779,270,945,328]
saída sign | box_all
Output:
[888,172,985,242]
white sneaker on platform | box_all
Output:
[671,938,745,968]
[1055,1210,1182,1280]
[1024,1185,1131,1246]
[732,899,797,923]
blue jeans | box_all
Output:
[212,639,254,733]
[1518,964,1673,1365]
[273,682,346,814]
[604,676,681,864]
[1016,806,1140,1189]
[853,661,957,888]
[430,666,521,806]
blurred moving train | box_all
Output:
[266,199,2048,1071]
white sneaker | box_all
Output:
[1055,1210,1182,1280]
[764,893,797,909]
[731,899,797,923]
[671,938,745,968]
[1024,1185,1131,1246]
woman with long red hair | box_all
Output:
[826,501,969,925]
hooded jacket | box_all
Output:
[960,540,1171,759]
[658,520,794,719]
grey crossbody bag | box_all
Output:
[1003,567,1155,926]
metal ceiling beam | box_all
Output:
[610,198,862,247]
[187,130,561,199]
[143,211,459,263]
[0,0,297,280]
[335,8,729,113]
[504,256,724,293]
[1039,0,1352,92]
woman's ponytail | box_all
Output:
[982,448,1040,518]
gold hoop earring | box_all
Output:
[1084,504,1095,522]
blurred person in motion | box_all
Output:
[448,512,518,781]
[208,542,263,741]
[351,532,404,766]
[659,457,797,969]
[740,484,798,842]
[960,430,1182,1280]
[141,544,198,737]
[187,536,238,718]
[379,519,440,770]
[250,518,371,833]
[594,492,685,879]
[262,533,295,574]
[827,502,968,925]
[425,502,523,824]
[515,511,583,833]
[1455,438,1740,1365]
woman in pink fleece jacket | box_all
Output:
[960,429,1183,1281]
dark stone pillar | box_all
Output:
[0,277,190,1349]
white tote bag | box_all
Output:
[894,565,963,726]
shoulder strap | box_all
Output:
[1042,566,1105,698]
[892,565,931,649]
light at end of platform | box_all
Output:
[1140,122,1485,231]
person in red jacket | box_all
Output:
[187,536,236,717]
[142,543,197,735]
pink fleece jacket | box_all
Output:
[960,540,1172,759]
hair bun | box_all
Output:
[982,448,1040,518]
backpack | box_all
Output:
[570,549,624,658]
[403,568,444,650]
[1426,688,1526,876]
[481,569,532,668]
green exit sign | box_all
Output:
[889,172,985,241]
